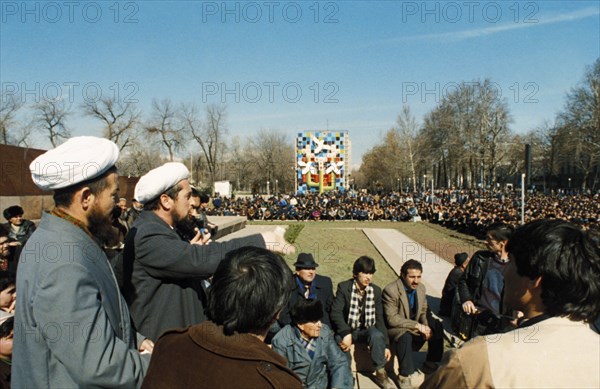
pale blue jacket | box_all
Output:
[272,324,353,389]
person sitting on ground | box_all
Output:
[141,246,302,389]
[330,256,393,389]
[438,252,469,317]
[2,206,36,246]
[422,219,600,388]
[382,259,444,389]
[0,273,15,321]
[272,299,353,389]
[0,314,14,388]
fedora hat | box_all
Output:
[293,253,319,269]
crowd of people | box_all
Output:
[204,189,600,238]
[1,135,599,388]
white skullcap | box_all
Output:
[30,136,119,191]
[134,162,190,204]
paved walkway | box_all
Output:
[219,225,455,389]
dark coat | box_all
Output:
[142,321,303,389]
[118,211,265,341]
[439,267,463,316]
[330,279,388,344]
[278,274,334,328]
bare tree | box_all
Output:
[82,97,139,151]
[396,105,420,191]
[183,103,228,185]
[145,99,185,161]
[117,142,165,177]
[245,129,294,193]
[0,94,24,145]
[34,99,70,147]
[556,58,600,189]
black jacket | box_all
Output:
[330,279,389,345]
[278,274,334,327]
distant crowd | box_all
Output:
[204,189,600,237]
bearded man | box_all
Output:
[12,136,151,388]
[120,162,291,341]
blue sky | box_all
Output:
[1,0,599,167]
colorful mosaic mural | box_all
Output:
[296,131,349,193]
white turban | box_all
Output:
[30,136,119,191]
[134,162,190,204]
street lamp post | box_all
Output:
[397,178,400,193]
[423,175,426,192]
[267,181,270,196]
[275,179,278,194]
[568,177,571,189]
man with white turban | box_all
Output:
[119,162,291,341]
[13,136,151,388]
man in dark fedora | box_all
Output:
[278,253,334,329]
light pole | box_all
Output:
[267,181,270,196]
[568,177,571,189]
[397,178,400,192]
[423,175,426,192]
[275,179,278,194]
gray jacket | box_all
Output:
[13,212,149,388]
[272,324,353,389]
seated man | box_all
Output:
[330,256,393,389]
[272,299,353,389]
[383,260,443,389]
[2,206,36,246]
[278,253,334,329]
[142,246,302,389]
[438,252,469,317]
[422,219,600,389]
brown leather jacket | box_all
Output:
[142,321,302,389]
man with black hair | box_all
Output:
[423,219,600,389]
[0,229,19,274]
[142,246,302,389]
[0,315,14,388]
[120,162,291,341]
[13,136,150,388]
[0,273,15,320]
[2,205,36,246]
[272,299,352,389]
[456,222,515,337]
[330,256,393,389]
[383,259,443,389]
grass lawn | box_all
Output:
[249,220,486,287]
